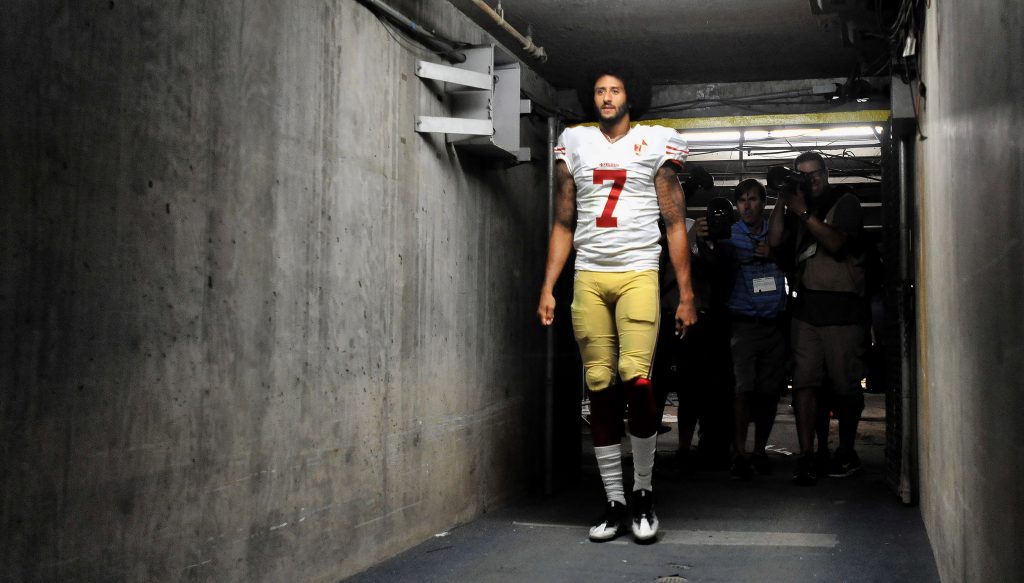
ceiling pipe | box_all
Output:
[470,0,548,63]
[357,0,466,63]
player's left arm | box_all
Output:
[655,163,698,333]
[818,193,862,255]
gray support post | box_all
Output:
[897,136,914,505]
[544,116,557,495]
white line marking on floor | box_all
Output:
[512,522,837,547]
[512,521,585,529]
[610,530,837,547]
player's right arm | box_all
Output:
[537,160,577,326]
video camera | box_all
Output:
[705,197,736,240]
[680,165,714,199]
[766,165,812,194]
[677,165,733,240]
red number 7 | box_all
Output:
[594,169,627,228]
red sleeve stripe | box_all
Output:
[665,145,689,153]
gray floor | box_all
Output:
[346,395,939,582]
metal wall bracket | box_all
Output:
[415,44,531,160]
[416,60,492,90]
[415,116,492,136]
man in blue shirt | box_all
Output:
[710,179,789,480]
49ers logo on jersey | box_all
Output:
[634,139,648,155]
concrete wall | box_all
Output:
[916,1,1024,581]
[0,1,554,580]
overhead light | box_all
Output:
[771,128,820,138]
[745,128,822,140]
[684,126,883,149]
[684,130,741,141]
[818,126,876,137]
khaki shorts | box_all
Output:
[790,319,865,395]
[571,270,660,392]
[730,320,786,396]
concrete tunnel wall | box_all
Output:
[1,1,556,580]
[916,1,1024,581]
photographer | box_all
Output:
[767,152,867,486]
[653,167,733,476]
[710,179,789,481]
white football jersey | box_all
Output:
[555,125,688,271]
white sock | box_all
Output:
[594,444,626,505]
[630,433,657,492]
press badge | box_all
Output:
[752,276,777,294]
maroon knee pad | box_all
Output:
[626,377,658,438]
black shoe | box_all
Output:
[730,455,754,481]
[827,449,863,478]
[751,452,773,475]
[657,424,672,435]
[588,500,627,541]
[792,454,817,486]
[630,489,659,541]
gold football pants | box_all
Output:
[571,270,660,392]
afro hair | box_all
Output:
[575,59,652,122]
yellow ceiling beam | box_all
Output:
[643,110,891,129]
[573,110,891,129]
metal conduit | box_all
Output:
[357,0,466,63]
[544,116,557,495]
[897,136,914,505]
[470,0,548,62]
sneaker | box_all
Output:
[630,489,659,541]
[792,454,817,486]
[730,455,754,481]
[588,500,627,542]
[751,452,773,475]
[827,449,864,478]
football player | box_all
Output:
[537,60,697,542]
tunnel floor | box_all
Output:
[346,394,939,582]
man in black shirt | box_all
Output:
[768,152,867,485]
